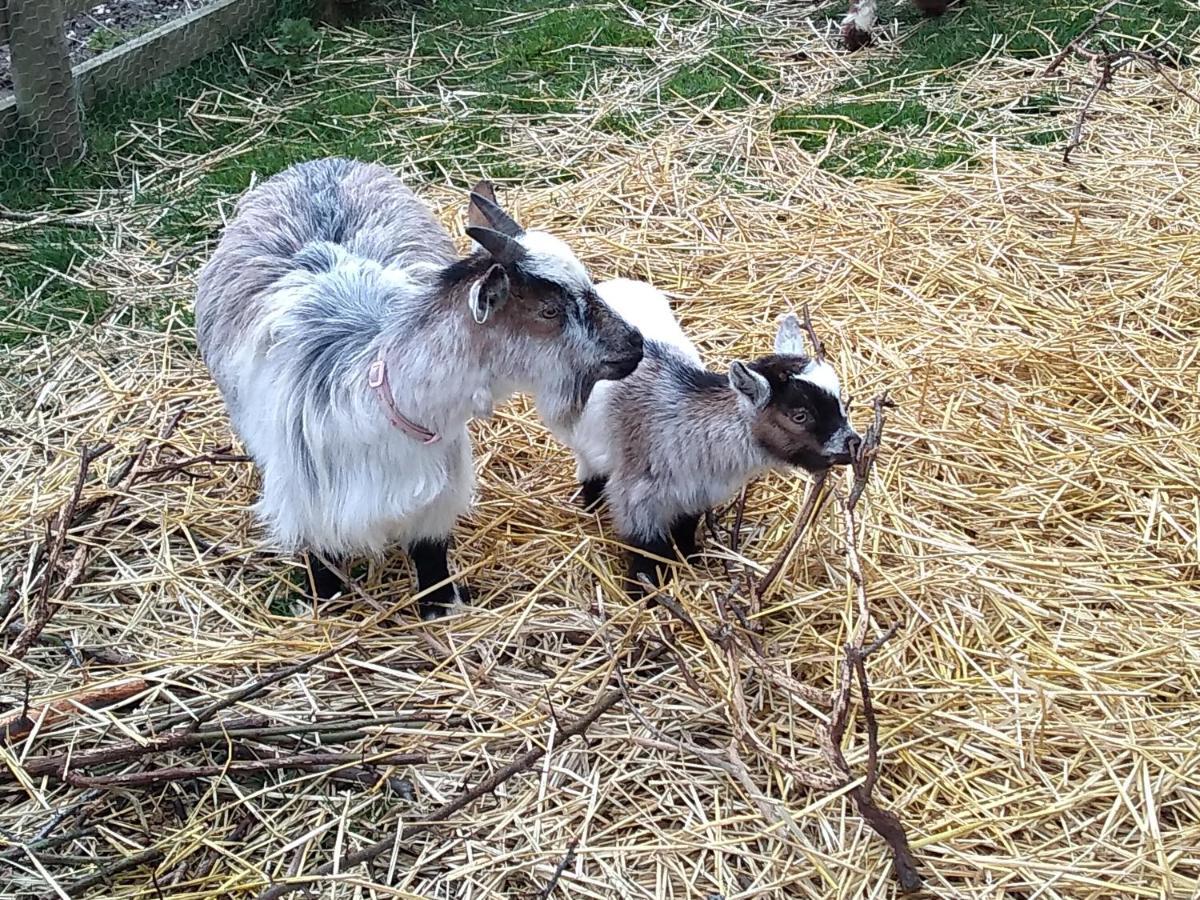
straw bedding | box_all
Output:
[1,10,1199,900]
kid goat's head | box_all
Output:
[730,313,861,472]
[456,182,643,419]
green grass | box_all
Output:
[0,229,110,346]
[861,0,1199,85]
[0,1,695,344]
[773,99,950,138]
[0,1,769,215]
[772,0,1199,177]
[771,99,978,179]
[404,1,661,115]
[11,0,1186,340]
[595,109,642,136]
[663,31,772,111]
[86,21,159,53]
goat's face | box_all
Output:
[729,314,860,472]
[461,183,644,418]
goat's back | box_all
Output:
[195,158,456,380]
[560,279,700,478]
[595,278,700,365]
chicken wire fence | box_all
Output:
[0,0,296,170]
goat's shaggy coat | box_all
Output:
[548,278,859,593]
[195,158,642,616]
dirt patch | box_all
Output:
[1,0,214,95]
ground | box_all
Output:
[0,1,1198,898]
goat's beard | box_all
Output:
[573,371,597,412]
[534,371,594,434]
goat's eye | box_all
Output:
[539,306,560,320]
[790,410,810,425]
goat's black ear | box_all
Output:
[466,226,526,265]
[729,360,770,409]
[468,264,510,324]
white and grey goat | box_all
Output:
[547,278,859,595]
[195,158,644,618]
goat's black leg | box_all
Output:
[624,531,678,598]
[306,552,346,600]
[625,512,704,598]
[408,538,468,620]
[669,512,702,562]
[579,475,609,511]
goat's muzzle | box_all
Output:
[598,331,644,381]
[823,429,862,467]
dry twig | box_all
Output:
[755,469,830,599]
[1042,0,1121,75]
[9,712,437,783]
[0,679,148,745]
[535,837,579,899]
[157,640,357,732]
[1048,13,1200,163]
[2,444,112,671]
[63,750,425,790]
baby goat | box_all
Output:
[195,158,643,618]
[547,278,859,595]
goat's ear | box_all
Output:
[729,360,770,409]
[466,226,525,265]
[774,313,809,356]
[468,264,510,324]
[467,183,524,237]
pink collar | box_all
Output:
[366,351,440,444]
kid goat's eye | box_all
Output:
[791,410,810,425]
[539,306,559,320]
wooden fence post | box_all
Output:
[7,0,85,166]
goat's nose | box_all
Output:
[627,330,644,356]
[846,433,863,460]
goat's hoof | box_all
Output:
[418,583,470,621]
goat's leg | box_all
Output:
[306,551,346,600]
[575,457,609,511]
[669,512,702,561]
[625,514,700,599]
[408,538,469,620]
[406,439,473,620]
[579,475,609,511]
[624,531,679,598]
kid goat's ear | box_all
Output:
[729,360,771,409]
[774,312,810,356]
[468,264,510,324]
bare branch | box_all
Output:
[1043,0,1120,75]
[1049,14,1200,163]
[535,837,579,900]
[801,304,826,361]
[0,678,147,745]
[2,443,112,671]
[848,393,892,513]
[157,640,357,732]
[63,751,425,790]
[756,469,830,598]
